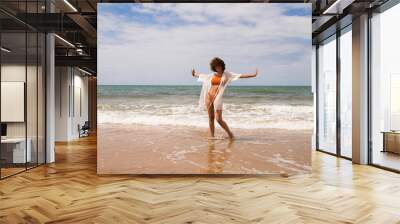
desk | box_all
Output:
[382,131,400,154]
[1,138,31,163]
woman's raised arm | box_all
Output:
[240,68,258,78]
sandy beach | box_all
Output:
[97,123,312,175]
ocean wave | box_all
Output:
[98,103,313,130]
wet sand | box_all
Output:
[97,124,312,175]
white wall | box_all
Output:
[55,66,70,141]
[71,73,89,138]
[1,65,41,137]
[55,67,89,141]
[1,65,27,139]
[1,65,26,165]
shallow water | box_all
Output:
[97,124,312,175]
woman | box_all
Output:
[192,57,258,139]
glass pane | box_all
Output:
[1,31,27,177]
[318,36,337,154]
[340,29,352,158]
[38,33,45,165]
[371,4,400,171]
[27,31,38,169]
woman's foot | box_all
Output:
[208,136,225,140]
[228,132,235,139]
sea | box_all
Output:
[98,85,314,130]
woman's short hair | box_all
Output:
[210,57,225,72]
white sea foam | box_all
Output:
[98,103,313,130]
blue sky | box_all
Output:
[98,3,311,86]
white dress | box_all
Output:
[197,71,242,111]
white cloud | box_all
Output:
[98,3,311,86]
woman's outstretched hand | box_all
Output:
[192,69,198,77]
[254,68,258,77]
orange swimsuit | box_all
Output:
[208,75,222,106]
[211,75,222,85]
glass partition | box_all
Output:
[370,3,400,171]
[0,2,46,179]
[26,0,43,169]
[339,27,352,158]
[27,30,38,169]
[1,31,28,177]
[317,35,337,154]
[38,32,45,165]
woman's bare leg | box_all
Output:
[215,110,234,139]
[207,103,215,137]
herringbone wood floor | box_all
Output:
[1,135,400,224]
